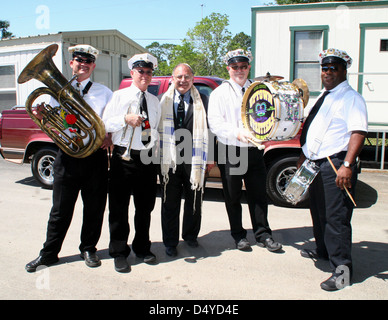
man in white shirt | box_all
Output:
[103,53,160,272]
[26,45,113,272]
[298,48,368,291]
[208,49,282,253]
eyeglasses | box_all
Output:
[230,65,249,71]
[74,57,94,64]
[321,66,338,73]
[174,75,192,81]
[134,69,153,76]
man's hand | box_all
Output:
[237,128,255,144]
[101,133,113,150]
[125,113,143,127]
[32,103,45,121]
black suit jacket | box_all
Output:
[159,91,209,173]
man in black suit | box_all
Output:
[158,63,210,257]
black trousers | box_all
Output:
[218,143,271,242]
[108,146,157,257]
[160,164,202,247]
[309,152,357,271]
[40,148,108,258]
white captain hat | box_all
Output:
[128,53,158,70]
[68,44,99,61]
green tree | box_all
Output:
[146,42,177,76]
[227,32,251,52]
[145,13,251,78]
[170,40,207,75]
[0,20,13,40]
[186,12,232,78]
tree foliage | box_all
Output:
[186,13,231,78]
[146,13,251,78]
[0,20,13,40]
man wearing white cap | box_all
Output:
[103,53,160,272]
[208,49,282,253]
[26,45,113,272]
[298,48,368,291]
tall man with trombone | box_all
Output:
[25,45,113,272]
[297,48,368,291]
[103,53,160,273]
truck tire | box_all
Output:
[31,147,57,189]
[266,155,310,208]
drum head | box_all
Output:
[241,81,276,141]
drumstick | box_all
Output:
[326,156,357,207]
[248,138,265,150]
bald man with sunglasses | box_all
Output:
[102,53,160,273]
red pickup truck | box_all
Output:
[0,76,306,207]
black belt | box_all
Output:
[113,145,151,157]
[311,151,347,165]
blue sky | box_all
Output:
[3,0,268,48]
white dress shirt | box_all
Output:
[208,79,251,147]
[49,77,112,146]
[74,78,113,118]
[302,80,368,160]
[102,84,161,150]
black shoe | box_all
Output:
[114,256,130,273]
[136,252,157,264]
[166,246,177,257]
[236,238,251,251]
[25,255,59,273]
[80,251,101,268]
[257,237,282,252]
[320,270,351,291]
[185,240,199,248]
[300,249,328,260]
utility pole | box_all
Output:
[201,4,205,20]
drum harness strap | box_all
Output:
[308,83,352,158]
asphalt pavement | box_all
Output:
[0,157,387,304]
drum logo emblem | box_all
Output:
[247,87,275,139]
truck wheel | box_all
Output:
[31,147,57,189]
[266,156,310,208]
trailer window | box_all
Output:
[0,65,16,111]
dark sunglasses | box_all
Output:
[74,57,94,64]
[321,66,338,73]
[230,65,249,71]
[134,69,153,76]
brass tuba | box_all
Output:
[17,44,106,158]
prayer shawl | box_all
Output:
[158,84,209,195]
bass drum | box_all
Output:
[241,79,308,141]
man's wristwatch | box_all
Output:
[343,161,352,168]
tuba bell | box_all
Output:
[17,44,106,158]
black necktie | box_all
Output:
[75,82,81,95]
[139,91,151,147]
[177,94,185,128]
[299,90,330,147]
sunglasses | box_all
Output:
[321,66,339,73]
[230,65,249,71]
[74,57,94,64]
[134,69,153,76]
